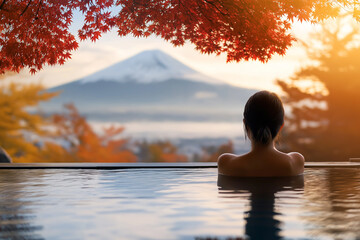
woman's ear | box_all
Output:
[279,123,284,131]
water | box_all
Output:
[0,168,359,239]
[90,121,244,139]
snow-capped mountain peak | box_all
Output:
[79,49,222,84]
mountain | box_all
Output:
[42,50,256,122]
[79,49,221,85]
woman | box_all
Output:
[218,91,304,177]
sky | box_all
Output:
[7,15,319,93]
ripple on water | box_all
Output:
[0,168,359,239]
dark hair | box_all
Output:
[243,91,284,145]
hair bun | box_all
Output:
[256,126,272,144]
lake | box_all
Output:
[90,121,245,140]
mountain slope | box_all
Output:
[79,49,221,85]
[42,50,256,121]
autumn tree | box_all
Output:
[45,103,136,162]
[277,16,360,161]
[1,0,360,74]
[136,140,187,162]
[0,77,57,162]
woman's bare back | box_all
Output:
[218,91,305,177]
[218,148,304,177]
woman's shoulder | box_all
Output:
[217,153,236,167]
[217,153,248,175]
[286,152,305,174]
[218,151,304,177]
[287,152,305,163]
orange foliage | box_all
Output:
[0,75,136,163]
[47,104,136,163]
[0,81,57,163]
[40,142,75,163]
[277,17,360,161]
[137,140,187,162]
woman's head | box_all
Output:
[243,91,284,145]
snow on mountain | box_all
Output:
[79,49,222,85]
[42,49,257,121]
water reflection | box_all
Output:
[0,168,359,239]
[218,175,304,240]
[0,170,44,240]
[303,168,360,239]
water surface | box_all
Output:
[0,168,359,239]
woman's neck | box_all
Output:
[251,141,275,151]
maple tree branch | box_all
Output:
[195,1,214,25]
[203,0,228,16]
[178,0,195,22]
[0,0,6,10]
[235,0,275,43]
[20,0,32,16]
[34,0,42,20]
